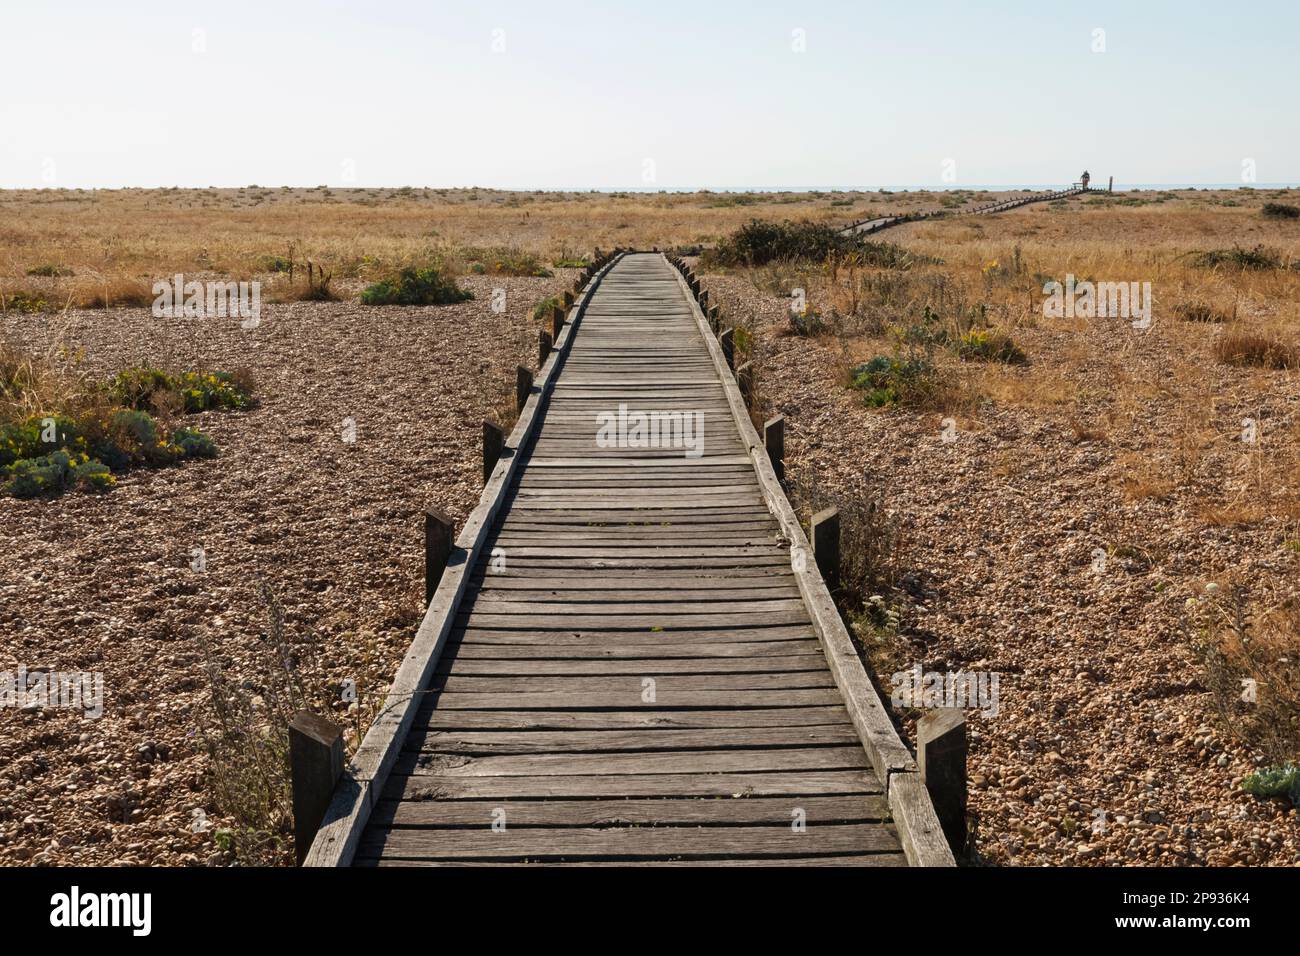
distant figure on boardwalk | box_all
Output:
[1080,170,1091,190]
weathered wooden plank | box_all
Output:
[383,769,882,801]
[459,611,811,629]
[454,624,817,644]
[441,640,822,660]
[373,794,887,828]
[409,706,851,731]
[356,823,901,861]
[434,654,824,676]
[423,688,846,709]
[404,726,860,754]
[360,853,907,867]
[462,598,807,616]
[431,672,836,694]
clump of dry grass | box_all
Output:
[1185,582,1300,764]
[1213,331,1298,369]
[0,336,92,425]
[270,261,337,302]
[73,275,153,308]
[1,274,153,311]
[1174,301,1232,323]
[196,579,308,866]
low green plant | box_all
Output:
[173,427,219,458]
[360,267,473,306]
[110,367,252,413]
[702,219,859,267]
[1191,245,1285,271]
[788,306,829,337]
[1240,764,1300,806]
[463,246,552,277]
[6,450,116,498]
[258,255,294,273]
[955,329,1028,364]
[849,354,935,407]
[1261,202,1300,220]
[532,296,561,321]
[26,264,74,277]
[1,291,50,314]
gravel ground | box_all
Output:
[0,274,564,865]
[706,270,1300,867]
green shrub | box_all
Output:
[0,420,43,468]
[1,291,50,314]
[553,257,590,269]
[72,457,115,492]
[1191,245,1285,270]
[955,329,1028,364]
[258,255,294,273]
[7,450,73,498]
[532,296,561,322]
[0,415,88,467]
[26,264,74,277]
[1261,202,1300,220]
[110,367,252,413]
[704,219,927,269]
[788,306,829,337]
[173,427,219,459]
[704,219,856,267]
[109,366,175,410]
[464,247,552,277]
[360,267,473,306]
[849,355,935,407]
[175,370,252,412]
[1241,764,1300,806]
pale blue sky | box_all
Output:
[2,0,1295,189]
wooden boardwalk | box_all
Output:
[843,185,1087,236]
[309,253,951,867]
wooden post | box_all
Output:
[482,419,504,483]
[562,290,574,310]
[515,365,533,414]
[709,305,720,333]
[720,327,735,370]
[538,328,553,366]
[737,361,754,408]
[550,306,564,342]
[764,414,784,484]
[918,709,968,856]
[698,290,709,311]
[289,711,344,866]
[425,509,453,605]
[811,507,840,593]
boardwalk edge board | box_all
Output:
[303,252,628,867]
[669,257,956,867]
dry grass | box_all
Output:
[1187,581,1300,764]
[1213,330,1298,369]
